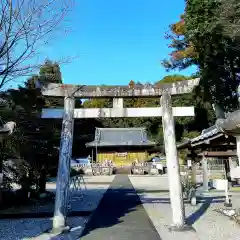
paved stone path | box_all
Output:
[81,175,161,240]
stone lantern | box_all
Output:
[0,121,16,140]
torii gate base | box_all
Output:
[39,79,199,232]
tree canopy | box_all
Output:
[1,60,63,193]
[163,0,240,112]
[0,0,73,89]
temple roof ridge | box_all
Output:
[86,127,155,147]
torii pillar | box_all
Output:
[161,90,186,229]
[52,96,75,231]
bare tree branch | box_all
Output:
[0,0,74,89]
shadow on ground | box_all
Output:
[186,196,222,225]
[80,175,226,239]
[140,195,225,225]
[80,175,161,239]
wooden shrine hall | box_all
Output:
[86,127,156,167]
[177,124,237,160]
[177,108,240,163]
[177,109,240,190]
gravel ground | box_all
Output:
[0,176,115,240]
[129,175,240,240]
[0,217,87,240]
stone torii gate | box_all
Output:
[39,78,199,232]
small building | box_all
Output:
[177,123,238,190]
[177,125,237,160]
[86,127,156,166]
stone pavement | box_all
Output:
[80,175,160,240]
[130,175,240,240]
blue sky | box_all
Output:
[10,0,197,89]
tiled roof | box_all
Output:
[178,109,240,150]
[177,124,224,149]
[86,127,156,147]
[191,125,223,144]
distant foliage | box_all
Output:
[83,75,215,146]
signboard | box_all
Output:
[116,152,127,157]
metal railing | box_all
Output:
[67,175,87,214]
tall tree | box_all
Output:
[164,0,240,111]
[38,60,64,108]
[162,15,199,71]
[4,61,63,194]
[185,0,240,111]
[39,60,63,84]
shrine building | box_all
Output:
[86,127,156,166]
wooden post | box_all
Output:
[92,149,93,163]
[191,162,197,186]
[96,144,98,162]
[224,166,232,207]
[202,157,209,192]
[53,96,75,232]
[236,136,240,166]
[161,90,186,230]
